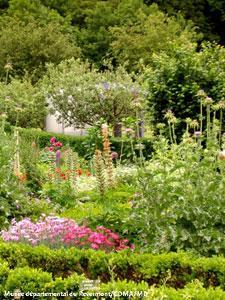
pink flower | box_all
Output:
[50,137,56,144]
[56,142,63,147]
[1,216,133,252]
[49,146,54,152]
[111,152,118,160]
[91,243,99,249]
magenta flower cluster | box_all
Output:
[1,216,133,252]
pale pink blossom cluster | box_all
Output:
[1,215,133,252]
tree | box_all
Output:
[43,0,150,66]
[41,58,144,136]
[7,0,68,26]
[110,4,199,71]
[0,78,46,128]
[143,42,225,128]
[0,17,80,81]
[144,0,225,44]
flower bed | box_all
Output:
[1,216,133,252]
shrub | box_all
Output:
[130,126,225,255]
[40,182,77,208]
[18,127,153,161]
[2,242,225,289]
[143,43,225,130]
[0,79,46,129]
[2,266,85,299]
[4,267,52,295]
[0,259,9,295]
[147,282,225,300]
[1,264,225,299]
[0,127,33,229]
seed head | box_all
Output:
[218,150,225,161]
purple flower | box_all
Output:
[111,151,118,160]
[56,150,61,167]
[102,82,110,91]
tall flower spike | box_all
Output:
[64,148,78,185]
[13,129,21,177]
[101,124,114,186]
[94,150,106,196]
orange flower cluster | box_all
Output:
[49,168,91,181]
[15,173,27,182]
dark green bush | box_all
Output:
[144,43,225,130]
[18,128,87,157]
[1,263,225,299]
[1,266,85,299]
[17,128,153,161]
[5,267,52,295]
[2,242,225,289]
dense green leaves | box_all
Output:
[0,79,46,128]
[41,58,143,130]
[145,0,225,43]
[143,42,225,127]
[110,5,199,70]
[130,128,225,255]
[0,17,80,81]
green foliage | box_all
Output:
[41,58,142,130]
[61,185,134,237]
[0,130,29,229]
[1,259,225,299]
[5,267,52,295]
[40,0,100,26]
[0,78,46,128]
[145,0,225,44]
[19,135,43,192]
[2,266,84,299]
[148,282,225,300]
[0,128,54,229]
[143,42,225,128]
[18,127,154,161]
[0,17,80,81]
[3,242,225,290]
[110,4,199,71]
[130,124,225,255]
[0,259,9,295]
[7,0,69,27]
[40,181,76,208]
[50,0,150,65]
[61,202,103,224]
[18,128,88,157]
[100,279,148,298]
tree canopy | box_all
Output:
[41,58,144,132]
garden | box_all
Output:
[1,0,225,299]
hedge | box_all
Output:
[1,265,225,300]
[1,242,225,290]
[17,127,154,160]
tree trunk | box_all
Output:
[113,123,122,137]
[138,120,144,138]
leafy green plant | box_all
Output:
[0,126,32,229]
[130,100,225,255]
[143,42,225,131]
[40,181,76,208]
[5,267,52,295]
